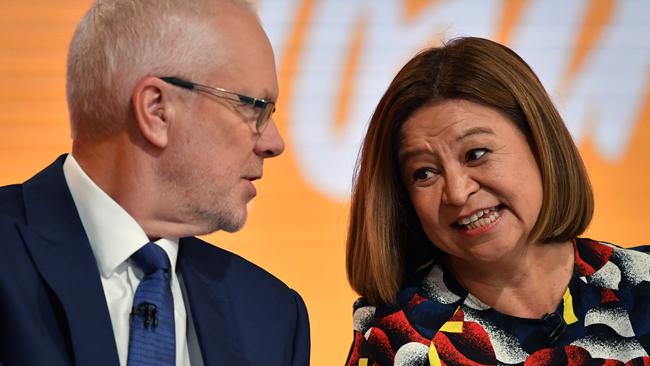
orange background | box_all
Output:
[1,1,648,365]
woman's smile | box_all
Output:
[454,205,504,236]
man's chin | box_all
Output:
[186,207,248,236]
[220,221,246,233]
[214,210,248,234]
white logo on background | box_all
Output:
[260,0,650,200]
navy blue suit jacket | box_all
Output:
[0,156,310,365]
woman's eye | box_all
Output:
[413,168,436,182]
[466,148,488,162]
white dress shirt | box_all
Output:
[63,154,203,366]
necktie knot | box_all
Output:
[131,242,171,275]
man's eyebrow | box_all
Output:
[259,88,277,102]
[455,126,494,142]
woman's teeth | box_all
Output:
[457,206,500,230]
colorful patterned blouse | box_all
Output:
[345,238,650,365]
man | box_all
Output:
[0,1,310,365]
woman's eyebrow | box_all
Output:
[398,147,430,165]
[399,126,495,163]
[455,126,494,142]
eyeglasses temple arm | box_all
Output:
[160,77,195,90]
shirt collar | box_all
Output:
[63,154,179,276]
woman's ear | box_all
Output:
[131,77,174,149]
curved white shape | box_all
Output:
[610,246,650,287]
[584,305,635,338]
[588,260,622,290]
[463,307,529,364]
[394,342,429,366]
[364,327,372,341]
[353,305,376,333]
[420,265,461,304]
[572,334,648,363]
[464,293,491,311]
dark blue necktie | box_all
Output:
[127,242,175,366]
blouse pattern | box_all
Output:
[345,238,650,366]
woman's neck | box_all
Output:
[446,240,575,319]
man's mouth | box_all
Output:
[455,205,502,230]
[244,174,262,182]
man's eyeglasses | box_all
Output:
[160,76,275,133]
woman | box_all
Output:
[345,37,650,365]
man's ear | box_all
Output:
[132,77,175,149]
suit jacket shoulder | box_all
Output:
[0,156,120,366]
[178,236,311,365]
[0,183,26,224]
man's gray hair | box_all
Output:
[66,0,255,140]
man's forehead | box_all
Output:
[205,14,278,99]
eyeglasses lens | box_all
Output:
[256,104,274,133]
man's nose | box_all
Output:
[255,118,285,158]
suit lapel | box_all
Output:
[179,237,249,365]
[21,155,120,365]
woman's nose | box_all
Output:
[441,167,479,206]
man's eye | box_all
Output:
[466,148,488,162]
[236,104,259,120]
[413,168,436,182]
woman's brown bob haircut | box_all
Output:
[346,37,594,306]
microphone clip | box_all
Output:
[131,302,159,329]
[542,312,566,346]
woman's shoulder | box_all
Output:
[350,292,424,340]
[350,263,467,342]
[345,263,505,366]
[574,237,650,290]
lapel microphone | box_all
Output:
[542,312,566,346]
[131,302,159,329]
